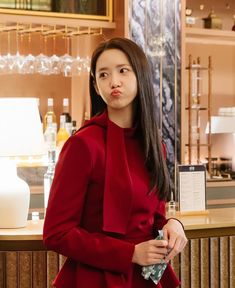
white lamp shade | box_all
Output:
[0,97,45,156]
[206,116,235,173]
[0,97,45,228]
[206,116,235,134]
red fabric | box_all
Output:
[43,111,180,287]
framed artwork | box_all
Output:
[0,0,112,21]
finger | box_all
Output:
[167,234,177,250]
[165,237,181,261]
[152,239,168,247]
[149,253,167,265]
[162,227,168,241]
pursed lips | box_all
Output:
[111,89,121,97]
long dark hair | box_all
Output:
[89,37,170,200]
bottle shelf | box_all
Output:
[186,66,208,70]
[185,27,235,46]
[185,144,211,147]
[185,107,207,110]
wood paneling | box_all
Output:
[190,239,200,288]
[5,252,18,288]
[200,238,209,288]
[0,252,5,288]
[210,237,219,288]
[46,251,58,288]
[181,241,190,287]
[220,237,229,288]
[32,252,46,288]
[230,236,235,287]
[0,235,234,287]
[19,252,32,288]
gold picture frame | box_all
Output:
[0,0,113,22]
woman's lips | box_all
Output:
[111,89,121,97]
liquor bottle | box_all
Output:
[43,115,57,209]
[167,191,176,216]
[43,98,57,131]
[62,98,72,123]
[44,115,57,154]
[71,120,77,135]
[57,115,70,153]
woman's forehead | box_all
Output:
[96,49,131,69]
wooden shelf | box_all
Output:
[186,27,235,46]
[207,180,235,188]
[185,107,207,110]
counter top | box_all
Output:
[0,208,235,241]
[176,207,235,230]
[0,219,44,241]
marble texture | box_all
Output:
[129,0,181,198]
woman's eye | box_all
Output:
[99,72,108,78]
[120,67,129,73]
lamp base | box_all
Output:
[0,159,30,228]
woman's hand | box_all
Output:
[132,239,168,266]
[162,219,188,262]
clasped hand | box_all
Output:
[132,219,187,266]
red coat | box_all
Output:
[43,112,180,287]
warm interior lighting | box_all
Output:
[0,97,45,228]
[206,116,235,172]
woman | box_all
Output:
[43,37,187,288]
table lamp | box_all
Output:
[0,97,45,228]
[206,116,235,171]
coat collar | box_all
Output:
[82,111,133,235]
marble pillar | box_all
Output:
[129,0,181,199]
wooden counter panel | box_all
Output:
[0,208,235,287]
[180,242,190,287]
[0,252,4,288]
[191,239,200,288]
[185,226,235,239]
[47,251,59,287]
[210,237,219,288]
[230,236,235,288]
[220,237,229,288]
[6,252,17,288]
[19,252,32,288]
[32,251,47,288]
[0,240,45,251]
[200,238,209,288]
[170,254,180,280]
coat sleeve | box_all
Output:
[43,135,135,276]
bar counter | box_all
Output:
[0,208,235,287]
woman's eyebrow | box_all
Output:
[97,63,131,73]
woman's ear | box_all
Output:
[93,81,100,95]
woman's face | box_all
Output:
[94,48,138,117]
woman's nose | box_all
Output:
[110,74,121,88]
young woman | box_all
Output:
[43,37,187,288]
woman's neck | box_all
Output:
[107,108,134,128]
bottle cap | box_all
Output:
[63,98,69,106]
[60,115,66,123]
[48,98,53,106]
[47,115,53,124]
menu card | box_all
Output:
[178,165,206,213]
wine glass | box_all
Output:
[20,32,35,74]
[50,35,61,75]
[34,34,51,75]
[60,35,73,77]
